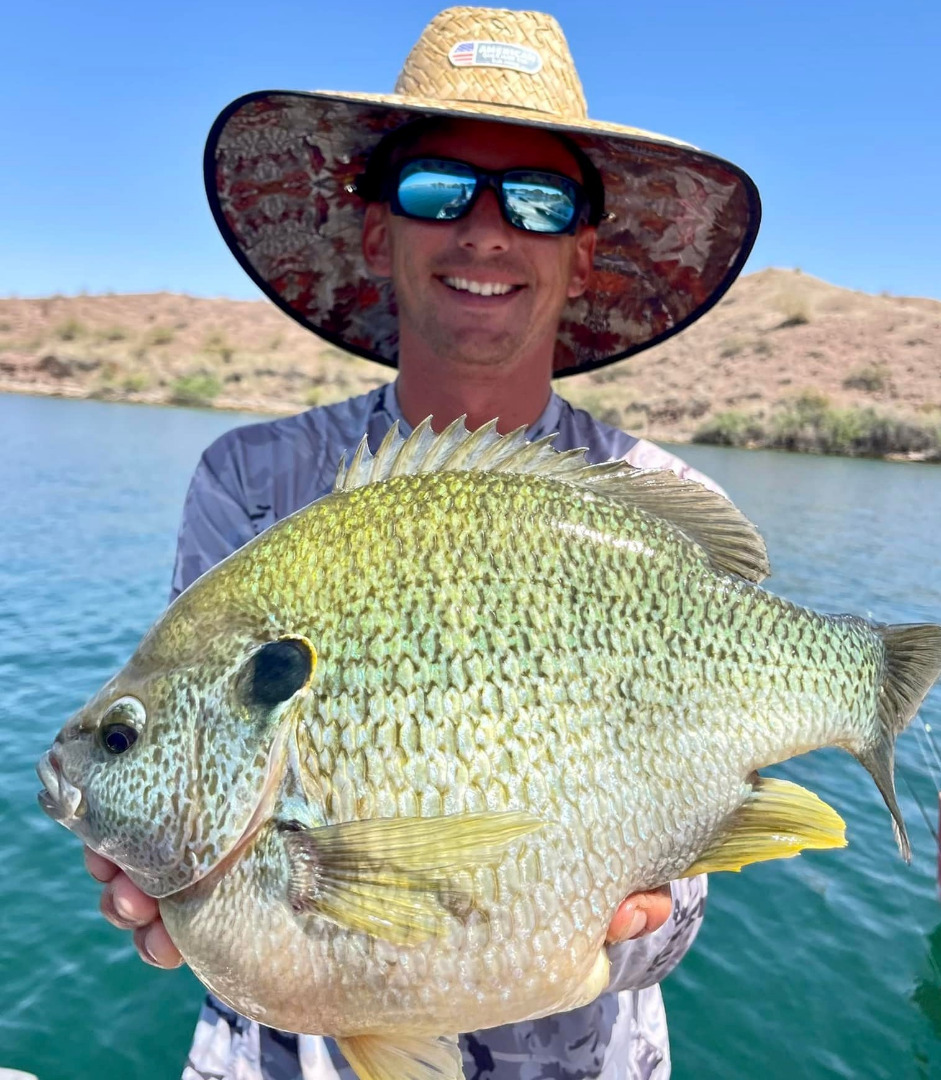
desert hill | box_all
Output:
[1,268,939,458]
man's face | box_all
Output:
[362,119,597,372]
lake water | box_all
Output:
[2,392,940,1079]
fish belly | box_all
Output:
[160,821,615,1036]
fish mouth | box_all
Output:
[36,748,85,825]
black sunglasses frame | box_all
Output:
[375,157,592,236]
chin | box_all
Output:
[443,334,525,368]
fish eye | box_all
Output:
[99,696,146,755]
[102,724,137,754]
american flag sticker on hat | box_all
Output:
[448,40,543,74]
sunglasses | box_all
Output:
[378,157,592,236]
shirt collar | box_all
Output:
[381,382,564,440]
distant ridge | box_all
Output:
[1,269,939,458]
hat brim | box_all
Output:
[205,90,760,377]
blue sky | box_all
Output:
[2,0,938,299]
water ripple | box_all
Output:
[3,400,940,1079]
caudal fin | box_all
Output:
[857,624,941,861]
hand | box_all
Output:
[605,885,673,944]
[85,846,183,969]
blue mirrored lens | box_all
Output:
[503,172,578,234]
[397,161,477,221]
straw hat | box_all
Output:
[205,6,760,377]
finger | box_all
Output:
[605,885,673,944]
[134,920,183,969]
[100,873,160,930]
[84,847,119,884]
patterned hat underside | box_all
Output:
[208,93,759,376]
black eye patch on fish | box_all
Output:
[248,638,314,706]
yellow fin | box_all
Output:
[281,810,542,944]
[337,1033,463,1080]
[553,949,610,1013]
[682,776,847,876]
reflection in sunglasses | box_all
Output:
[391,158,584,235]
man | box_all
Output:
[85,7,760,1078]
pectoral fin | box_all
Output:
[280,810,542,944]
[337,1033,462,1080]
[682,776,847,876]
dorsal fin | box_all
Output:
[334,417,770,583]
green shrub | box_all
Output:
[793,389,830,413]
[696,400,941,459]
[718,335,747,358]
[91,362,121,393]
[204,331,234,362]
[693,411,766,447]
[170,373,221,407]
[122,372,149,393]
[144,325,175,346]
[54,318,85,341]
[770,401,941,457]
[842,364,889,393]
[97,325,128,342]
[773,289,812,329]
[777,311,810,329]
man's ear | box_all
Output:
[566,226,597,299]
[362,203,392,277]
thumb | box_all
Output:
[605,885,673,944]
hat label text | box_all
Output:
[448,41,543,75]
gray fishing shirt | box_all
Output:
[176,383,716,1080]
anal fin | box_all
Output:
[337,1032,463,1080]
[682,775,847,876]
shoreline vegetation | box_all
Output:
[2,268,939,462]
[694,392,941,460]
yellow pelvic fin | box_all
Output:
[682,776,847,876]
[336,1032,463,1080]
[553,949,610,1014]
[281,810,542,944]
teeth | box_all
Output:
[443,277,515,296]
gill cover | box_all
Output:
[43,626,316,899]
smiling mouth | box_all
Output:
[439,276,523,297]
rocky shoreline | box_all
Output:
[2,268,939,460]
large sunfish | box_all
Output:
[38,419,941,1080]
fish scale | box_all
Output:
[38,419,941,1080]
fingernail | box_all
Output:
[114,893,136,921]
[140,944,161,967]
[625,909,647,939]
[134,927,160,967]
[101,891,133,930]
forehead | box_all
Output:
[393,118,584,179]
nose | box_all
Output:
[455,187,512,253]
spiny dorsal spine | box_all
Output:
[333,416,770,584]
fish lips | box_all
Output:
[36,747,86,827]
